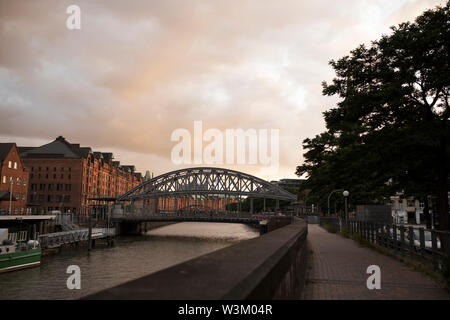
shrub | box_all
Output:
[324,224,337,234]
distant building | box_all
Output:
[271,178,306,191]
[0,143,30,215]
[143,170,152,181]
[20,136,143,215]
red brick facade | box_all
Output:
[0,144,30,215]
[20,137,142,215]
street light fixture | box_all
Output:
[343,190,349,225]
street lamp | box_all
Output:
[9,178,13,215]
[343,190,349,225]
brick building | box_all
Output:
[0,143,30,215]
[20,136,143,215]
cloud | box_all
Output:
[0,0,444,179]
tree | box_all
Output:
[297,1,450,230]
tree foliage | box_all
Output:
[297,1,450,229]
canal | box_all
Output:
[0,222,259,300]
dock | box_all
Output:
[38,228,115,249]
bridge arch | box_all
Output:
[118,167,296,214]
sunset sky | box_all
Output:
[0,0,445,181]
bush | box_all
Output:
[441,256,450,287]
[341,227,350,238]
[324,224,338,234]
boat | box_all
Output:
[0,229,41,273]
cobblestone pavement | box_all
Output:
[301,224,450,300]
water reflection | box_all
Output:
[0,222,259,300]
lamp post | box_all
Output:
[9,178,13,215]
[343,190,349,226]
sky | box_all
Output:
[0,0,446,181]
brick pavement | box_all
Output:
[301,224,450,300]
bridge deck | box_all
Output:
[112,214,262,224]
[302,224,450,300]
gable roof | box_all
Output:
[0,143,15,163]
[20,136,82,159]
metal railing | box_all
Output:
[346,220,450,271]
[38,228,115,249]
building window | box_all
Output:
[14,162,18,169]
[8,161,12,168]
[21,208,24,214]
[53,174,56,179]
[22,193,25,200]
[16,192,20,199]
[48,195,52,202]
[31,167,34,172]
[68,174,71,179]
[53,167,56,172]
[30,173,34,179]
[39,184,45,191]
[61,174,64,179]
[23,178,27,186]
[38,167,41,172]
[14,208,18,214]
[46,167,49,171]
[61,167,64,171]
[2,176,6,183]
[38,173,41,179]
[48,184,54,191]
[17,177,20,185]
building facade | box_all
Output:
[20,136,143,215]
[0,143,30,215]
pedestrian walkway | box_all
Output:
[301,224,450,300]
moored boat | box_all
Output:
[0,229,41,273]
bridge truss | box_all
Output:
[118,167,297,214]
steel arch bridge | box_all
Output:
[119,167,296,202]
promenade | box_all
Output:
[302,224,450,300]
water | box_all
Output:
[0,222,259,300]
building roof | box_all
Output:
[102,153,114,162]
[0,143,15,163]
[20,136,82,158]
[121,165,136,173]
